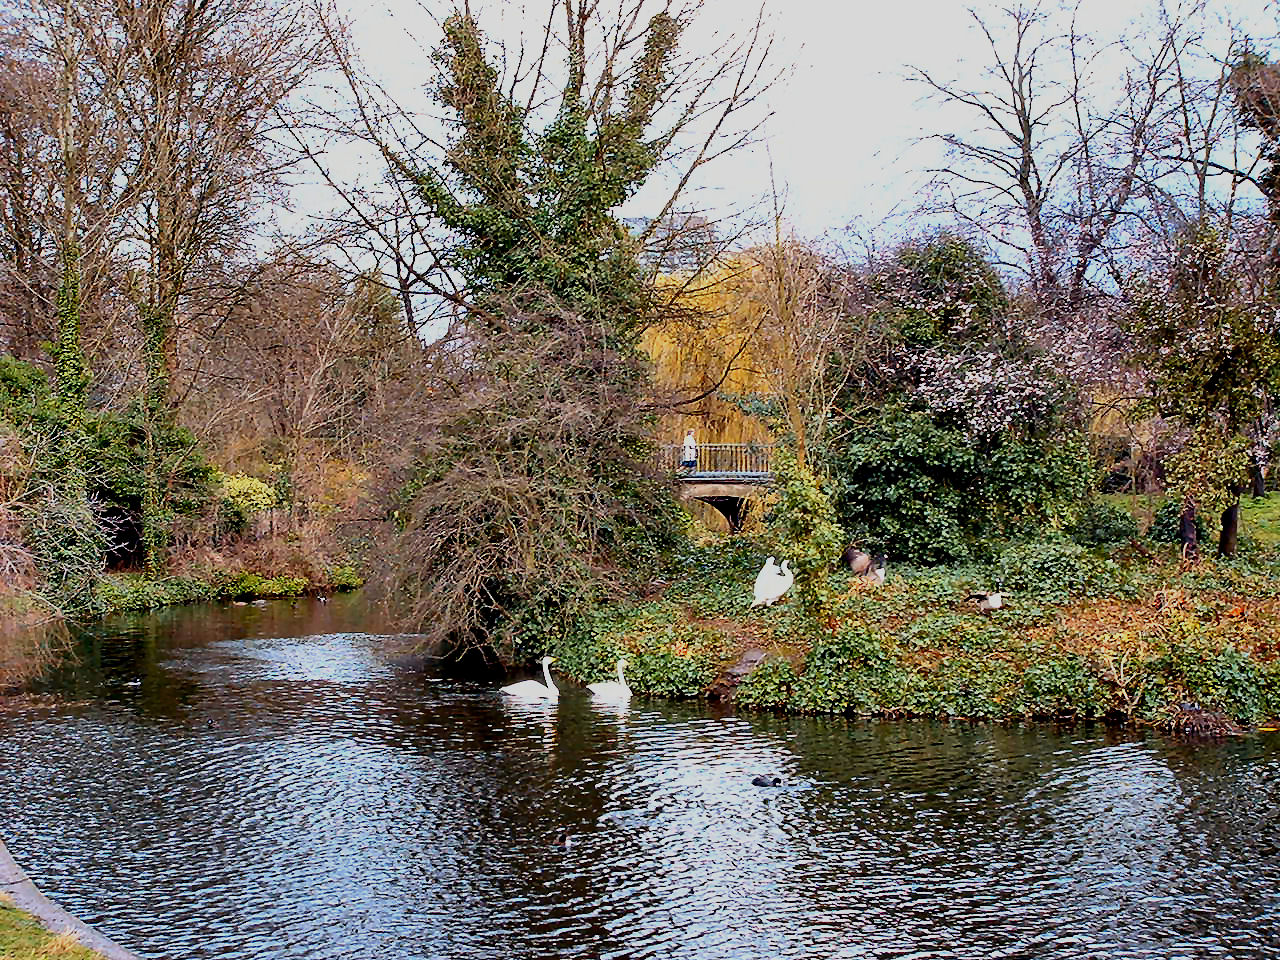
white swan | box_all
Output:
[587,658,632,703]
[751,556,779,606]
[751,558,794,608]
[500,655,559,702]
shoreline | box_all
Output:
[549,541,1280,730]
[0,838,143,960]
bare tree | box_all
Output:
[747,231,861,472]
[915,4,1185,316]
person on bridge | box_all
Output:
[680,429,697,472]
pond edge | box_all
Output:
[0,837,146,960]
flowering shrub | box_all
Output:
[910,349,1072,441]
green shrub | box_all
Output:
[733,656,798,710]
[994,541,1127,603]
[0,355,50,407]
[24,493,108,615]
[831,408,1091,564]
[904,655,1020,718]
[84,404,215,523]
[1019,653,1102,718]
[328,564,365,590]
[1262,661,1280,720]
[215,472,277,536]
[792,625,908,715]
[1070,499,1139,546]
[663,538,762,617]
[897,611,1007,652]
[98,574,215,612]
[627,642,723,698]
[1139,632,1267,723]
[766,447,844,613]
[552,600,731,699]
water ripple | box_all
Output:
[1,605,1278,959]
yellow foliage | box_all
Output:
[644,255,778,446]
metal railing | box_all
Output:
[658,442,774,477]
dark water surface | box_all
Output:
[2,596,1279,960]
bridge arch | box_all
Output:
[659,443,774,532]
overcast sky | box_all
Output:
[331,0,1277,247]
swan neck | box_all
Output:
[617,661,627,685]
[542,659,557,692]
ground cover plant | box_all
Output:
[551,528,1280,729]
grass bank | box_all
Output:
[0,899,107,960]
[96,564,364,615]
[551,536,1280,729]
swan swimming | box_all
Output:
[500,655,559,702]
[751,558,794,608]
[587,658,632,703]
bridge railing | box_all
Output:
[658,442,774,476]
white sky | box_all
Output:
[330,0,1278,246]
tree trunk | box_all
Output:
[1179,499,1199,562]
[1218,490,1241,558]
[1250,459,1268,498]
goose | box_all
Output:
[968,591,1002,614]
[863,554,887,586]
[587,658,632,703]
[842,545,873,575]
[751,558,794,608]
[500,655,559,702]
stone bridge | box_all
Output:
[658,442,774,531]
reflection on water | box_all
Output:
[1,596,1279,959]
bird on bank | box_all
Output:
[587,658,632,703]
[968,591,1003,614]
[865,554,887,586]
[751,557,794,608]
[844,546,887,586]
[754,555,779,591]
[842,545,873,575]
[500,655,559,702]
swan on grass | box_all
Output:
[751,557,794,608]
[587,658,632,703]
[500,655,558,702]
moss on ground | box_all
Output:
[552,537,1280,727]
[0,900,106,960]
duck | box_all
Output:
[751,774,782,787]
[968,591,1002,614]
[499,655,559,702]
[587,658,632,703]
[751,558,794,608]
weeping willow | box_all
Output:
[643,255,780,447]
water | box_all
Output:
[2,596,1279,960]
